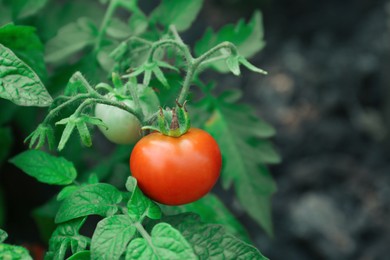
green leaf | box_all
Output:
[126,177,162,221]
[0,244,32,260]
[97,44,116,72]
[11,0,48,19]
[66,250,90,260]
[226,56,241,76]
[161,194,251,243]
[202,90,277,236]
[128,12,148,36]
[163,213,268,260]
[47,218,90,260]
[126,223,196,260]
[0,44,52,107]
[76,120,92,147]
[195,11,265,73]
[64,72,89,96]
[57,185,79,201]
[56,183,122,223]
[45,18,98,64]
[0,127,13,166]
[0,229,7,243]
[149,0,203,32]
[106,18,131,39]
[239,57,267,75]
[253,140,281,164]
[9,150,77,185]
[24,124,54,150]
[91,215,136,260]
[56,115,77,151]
[0,24,47,81]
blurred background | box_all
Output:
[1,0,390,259]
[198,0,390,259]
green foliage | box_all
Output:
[0,0,278,258]
[46,218,90,259]
[0,44,52,107]
[161,194,251,243]
[195,11,265,73]
[91,215,136,259]
[149,0,204,32]
[10,150,77,185]
[0,24,47,80]
[0,229,33,259]
[10,0,48,20]
[126,223,197,260]
[55,183,122,223]
[160,213,268,260]
[203,90,279,236]
[45,18,98,64]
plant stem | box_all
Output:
[177,63,194,104]
[169,25,184,45]
[73,72,100,94]
[195,41,238,66]
[126,82,142,117]
[177,42,238,104]
[134,222,158,255]
[43,94,91,124]
[84,97,143,121]
[94,0,118,51]
[148,39,193,66]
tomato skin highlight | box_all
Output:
[129,128,222,205]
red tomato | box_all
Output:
[129,128,222,205]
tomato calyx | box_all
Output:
[142,100,190,137]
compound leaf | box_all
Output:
[195,11,265,73]
[46,218,90,260]
[202,90,278,236]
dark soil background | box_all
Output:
[1,0,390,259]
[203,0,390,259]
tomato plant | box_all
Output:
[95,84,160,144]
[0,0,279,259]
[130,128,222,205]
[95,96,142,144]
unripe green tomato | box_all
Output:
[95,86,159,145]
[95,98,142,144]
